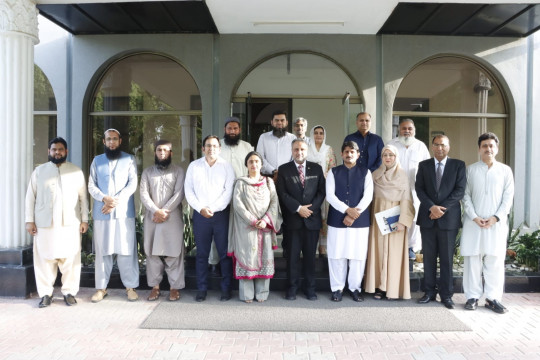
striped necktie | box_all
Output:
[298,164,305,187]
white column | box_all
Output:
[0,0,39,248]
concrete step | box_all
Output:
[78,255,540,294]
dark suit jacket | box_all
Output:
[415,157,466,230]
[276,161,326,231]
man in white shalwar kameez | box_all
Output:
[140,140,186,301]
[326,140,373,302]
[25,137,89,308]
[388,119,430,257]
[88,129,139,302]
[461,132,514,314]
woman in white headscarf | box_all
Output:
[307,125,336,257]
[365,144,415,300]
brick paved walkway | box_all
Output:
[1,288,539,359]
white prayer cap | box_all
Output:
[104,128,121,137]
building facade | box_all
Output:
[1,0,539,296]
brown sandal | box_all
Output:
[147,287,161,301]
[169,289,181,301]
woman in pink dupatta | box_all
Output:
[228,151,282,302]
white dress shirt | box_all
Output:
[184,156,235,213]
[256,131,297,174]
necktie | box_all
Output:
[436,162,442,191]
[298,164,305,187]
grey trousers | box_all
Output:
[95,253,139,289]
[238,278,270,301]
[146,253,186,289]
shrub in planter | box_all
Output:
[514,230,540,271]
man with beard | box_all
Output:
[220,117,254,177]
[388,119,430,259]
[185,135,235,302]
[277,139,325,300]
[344,112,384,173]
[140,140,186,301]
[256,109,297,182]
[293,117,311,145]
[88,129,139,302]
[25,137,89,308]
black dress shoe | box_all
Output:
[220,290,232,301]
[441,298,455,309]
[39,295,53,308]
[63,294,77,306]
[351,290,364,302]
[464,298,478,310]
[331,290,343,302]
[284,288,296,300]
[485,298,508,314]
[417,294,437,304]
[305,292,317,301]
[195,291,207,302]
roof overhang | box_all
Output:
[36,0,540,37]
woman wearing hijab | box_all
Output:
[365,144,415,300]
[227,151,282,303]
[307,125,336,257]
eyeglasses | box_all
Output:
[432,143,448,148]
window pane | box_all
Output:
[33,115,57,167]
[394,57,506,114]
[91,54,200,112]
[34,65,57,111]
[90,114,201,174]
[399,116,505,165]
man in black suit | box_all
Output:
[415,135,466,309]
[277,139,326,300]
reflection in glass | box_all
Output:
[393,56,508,164]
[89,53,202,176]
[33,66,57,168]
[394,57,506,114]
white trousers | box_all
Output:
[33,240,81,297]
[238,278,270,301]
[463,254,505,301]
[328,258,366,292]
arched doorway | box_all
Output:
[88,53,202,174]
[231,52,362,153]
[393,56,509,165]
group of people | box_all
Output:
[25,110,514,315]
